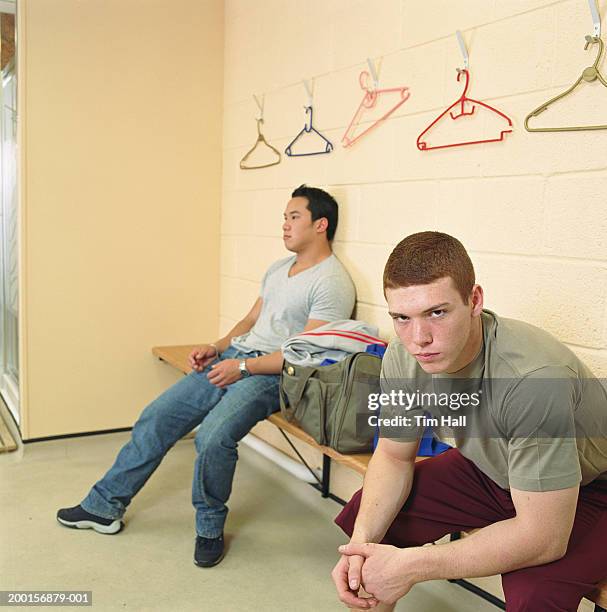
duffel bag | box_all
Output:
[279,352,381,454]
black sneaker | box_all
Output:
[194,534,225,567]
[56,505,123,535]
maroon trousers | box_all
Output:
[335,449,607,611]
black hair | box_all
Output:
[291,184,338,241]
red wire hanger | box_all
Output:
[416,33,513,151]
[342,58,410,147]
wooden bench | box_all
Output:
[152,344,607,612]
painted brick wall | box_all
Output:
[221,5,605,606]
[221,0,606,378]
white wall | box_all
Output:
[20,0,224,438]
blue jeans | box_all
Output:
[81,346,280,538]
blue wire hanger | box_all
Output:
[285,106,333,156]
[285,81,333,157]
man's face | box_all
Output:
[386,277,482,374]
[282,197,318,252]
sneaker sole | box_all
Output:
[193,552,225,568]
[56,516,124,535]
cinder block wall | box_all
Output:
[221,0,606,377]
[221,4,605,603]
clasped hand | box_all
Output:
[332,543,417,608]
[207,359,242,388]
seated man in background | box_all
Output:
[57,185,355,567]
[332,231,607,612]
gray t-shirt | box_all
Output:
[380,310,607,492]
[231,254,356,355]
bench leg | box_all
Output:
[274,426,346,503]
[321,454,331,498]
[448,533,506,609]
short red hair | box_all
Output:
[383,232,475,303]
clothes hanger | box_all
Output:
[239,118,282,169]
[525,1,607,132]
[417,32,513,151]
[285,81,333,156]
[285,106,334,156]
[239,95,282,170]
[416,69,513,150]
[341,58,410,148]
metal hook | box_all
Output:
[584,33,603,59]
[582,35,604,82]
[455,68,471,98]
[359,71,374,93]
[304,106,313,132]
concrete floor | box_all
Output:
[0,427,595,611]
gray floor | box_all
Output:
[0,429,593,611]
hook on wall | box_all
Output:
[456,30,469,71]
[253,94,265,120]
[302,79,314,107]
[588,0,601,37]
[366,57,382,90]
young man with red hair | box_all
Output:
[332,231,607,612]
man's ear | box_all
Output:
[315,217,328,234]
[470,284,484,316]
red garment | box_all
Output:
[335,449,607,611]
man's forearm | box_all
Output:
[351,451,415,544]
[411,516,566,582]
[245,351,284,376]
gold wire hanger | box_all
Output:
[525,34,607,132]
[239,95,282,170]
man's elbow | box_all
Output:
[534,537,568,565]
[241,314,257,329]
[548,540,569,562]
[514,520,570,566]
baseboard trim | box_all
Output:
[24,427,133,444]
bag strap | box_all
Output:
[278,384,293,420]
[279,364,316,421]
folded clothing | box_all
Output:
[282,320,386,367]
